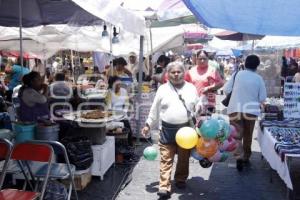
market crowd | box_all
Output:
[0,50,270,198]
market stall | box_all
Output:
[257,82,300,194]
[257,121,300,190]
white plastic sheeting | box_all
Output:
[0,25,111,59]
[256,36,300,49]
[72,0,146,35]
[0,24,192,59]
[156,0,192,21]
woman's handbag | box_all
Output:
[221,72,238,107]
[160,121,189,144]
[221,93,232,107]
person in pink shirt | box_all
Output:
[185,50,224,114]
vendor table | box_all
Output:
[62,110,125,144]
[256,121,300,190]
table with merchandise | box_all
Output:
[257,118,300,190]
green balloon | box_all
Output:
[199,119,220,139]
[143,146,158,161]
[220,152,229,162]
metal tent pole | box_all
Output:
[136,35,144,145]
[19,0,23,68]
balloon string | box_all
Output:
[142,134,153,146]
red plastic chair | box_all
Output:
[0,142,54,200]
[0,139,13,190]
[29,140,78,200]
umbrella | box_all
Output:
[0,0,145,34]
[0,0,146,64]
[186,43,203,50]
[215,31,264,41]
[215,30,264,53]
[0,50,37,59]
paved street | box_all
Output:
[116,129,287,200]
[79,95,295,200]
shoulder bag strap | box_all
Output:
[170,83,194,126]
[231,71,238,92]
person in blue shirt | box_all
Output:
[5,58,29,102]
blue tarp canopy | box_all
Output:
[183,0,300,36]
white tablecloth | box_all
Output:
[257,122,300,190]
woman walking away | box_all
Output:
[224,55,266,171]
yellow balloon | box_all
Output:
[176,127,198,149]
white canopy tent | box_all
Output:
[0,23,197,59]
[256,36,300,49]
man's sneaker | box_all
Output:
[157,190,171,198]
[175,182,186,189]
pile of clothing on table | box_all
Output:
[267,127,300,161]
[260,119,300,129]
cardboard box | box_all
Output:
[62,168,91,191]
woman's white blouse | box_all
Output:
[146,81,198,129]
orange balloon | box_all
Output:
[196,137,218,158]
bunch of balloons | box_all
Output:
[191,117,238,167]
[174,117,239,168]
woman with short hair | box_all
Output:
[142,61,198,198]
[224,54,267,171]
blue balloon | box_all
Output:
[217,120,230,142]
[199,119,220,139]
[215,116,226,121]
[191,148,204,161]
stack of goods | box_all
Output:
[83,88,107,99]
[263,97,284,121]
[264,104,282,120]
[81,110,112,119]
[260,118,300,129]
[268,127,300,161]
[129,92,155,138]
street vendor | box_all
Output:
[106,76,133,146]
[18,71,50,122]
[109,57,132,78]
[142,61,198,198]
